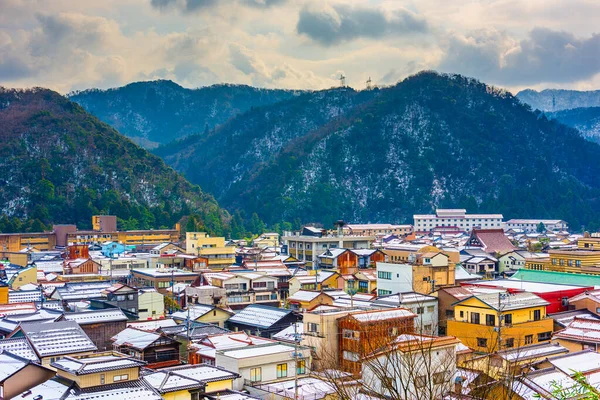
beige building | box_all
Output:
[185,232,235,269]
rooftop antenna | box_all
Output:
[366,76,372,90]
[339,74,346,87]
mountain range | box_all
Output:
[0,87,228,234]
[69,81,302,148]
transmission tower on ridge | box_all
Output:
[339,74,346,87]
[366,76,372,90]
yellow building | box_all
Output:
[288,270,339,295]
[0,283,8,304]
[171,304,233,328]
[186,232,235,269]
[286,290,335,311]
[8,266,37,290]
[142,364,239,399]
[525,248,600,274]
[447,292,553,353]
[0,232,56,252]
[253,232,280,248]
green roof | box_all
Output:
[511,269,600,287]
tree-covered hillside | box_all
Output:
[0,87,229,234]
[159,72,600,231]
[69,81,302,148]
[546,107,600,144]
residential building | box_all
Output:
[288,270,338,295]
[465,228,515,255]
[67,228,180,246]
[185,232,236,269]
[210,272,280,310]
[437,286,504,335]
[286,290,335,312]
[504,219,568,233]
[413,209,503,234]
[52,351,146,389]
[283,227,375,269]
[361,333,460,400]
[138,288,165,320]
[337,308,416,375]
[102,283,139,314]
[460,254,497,277]
[10,320,97,367]
[552,317,600,352]
[216,342,311,390]
[252,233,280,248]
[498,250,547,273]
[353,269,377,294]
[0,350,55,400]
[317,248,359,272]
[0,232,57,252]
[187,332,273,365]
[343,224,413,237]
[111,327,181,369]
[171,304,233,328]
[131,268,199,295]
[63,308,128,351]
[447,292,554,352]
[143,364,240,398]
[524,246,600,274]
[226,304,297,338]
[372,292,439,334]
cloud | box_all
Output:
[296,4,428,46]
[149,0,285,13]
[439,27,600,85]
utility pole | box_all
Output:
[366,76,372,90]
[293,320,299,400]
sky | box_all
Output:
[1,0,600,94]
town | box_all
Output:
[0,209,597,399]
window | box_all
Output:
[416,307,424,315]
[378,289,392,296]
[343,329,360,340]
[538,331,552,341]
[378,271,392,280]
[427,305,435,313]
[423,324,432,332]
[459,311,464,318]
[504,313,512,325]
[113,374,128,382]
[127,294,135,300]
[477,338,487,348]
[297,360,306,374]
[533,309,541,321]
[250,368,262,382]
[415,375,427,388]
[525,335,533,345]
[470,312,480,324]
[505,338,514,348]
[100,374,105,384]
[276,363,288,378]
[343,351,359,362]
[116,295,126,301]
[485,314,496,326]
[253,282,267,288]
[307,323,319,333]
[576,260,582,267]
[433,371,449,384]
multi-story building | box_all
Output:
[343,224,413,237]
[504,219,569,233]
[0,232,57,252]
[372,292,439,334]
[185,232,236,269]
[209,272,280,309]
[413,209,503,234]
[524,248,600,275]
[337,308,416,375]
[131,268,199,295]
[447,292,554,352]
[283,227,375,269]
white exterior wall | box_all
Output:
[504,220,568,233]
[409,299,438,334]
[361,344,456,399]
[414,216,503,233]
[138,291,164,320]
[376,262,413,295]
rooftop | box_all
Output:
[111,328,164,350]
[19,320,97,357]
[0,337,39,362]
[63,309,128,325]
[220,343,296,359]
[143,364,238,394]
[466,292,549,311]
[227,305,292,329]
[511,269,600,287]
[52,353,146,375]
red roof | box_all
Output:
[470,229,515,254]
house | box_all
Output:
[138,288,165,320]
[352,249,387,268]
[187,332,274,365]
[286,290,335,312]
[252,233,280,248]
[552,317,600,352]
[361,333,460,400]
[15,378,71,400]
[568,288,600,313]
[372,292,438,334]
[0,337,40,362]
[9,320,97,367]
[131,268,199,295]
[143,364,240,398]
[6,266,37,290]
[272,322,303,344]
[63,308,128,351]
[185,232,236,269]
[547,309,600,331]
[353,269,377,294]
[465,228,515,255]
[447,292,553,352]
[171,304,233,328]
[288,270,338,295]
[216,342,311,390]
[460,254,497,277]
[317,249,359,273]
[102,283,139,314]
[210,272,280,310]
[337,308,416,375]
[52,351,147,388]
[64,258,101,275]
[524,238,600,274]
[226,304,297,338]
[498,250,547,274]
[504,219,568,233]
[111,327,181,369]
[101,242,127,258]
[150,242,186,255]
[0,350,55,400]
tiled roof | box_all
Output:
[466,292,549,311]
[111,328,163,350]
[227,305,291,329]
[52,354,146,375]
[143,364,238,394]
[19,320,97,357]
[471,229,515,254]
[64,309,128,325]
[0,337,39,362]
[553,317,600,343]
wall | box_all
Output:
[376,262,413,295]
[138,290,165,320]
[3,364,54,400]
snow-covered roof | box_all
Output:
[63,381,162,400]
[227,305,291,328]
[549,349,600,374]
[257,376,336,399]
[349,308,416,322]
[272,322,302,343]
[20,320,97,357]
[52,354,146,374]
[171,304,216,321]
[63,309,128,325]
[220,343,295,359]
[287,291,327,303]
[111,328,163,350]
[0,338,39,362]
[127,318,178,332]
[9,290,42,303]
[143,364,238,394]
[17,378,70,400]
[498,343,568,362]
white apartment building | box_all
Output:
[413,209,503,233]
[504,219,569,233]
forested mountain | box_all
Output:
[69,81,302,148]
[517,88,600,111]
[158,72,600,231]
[0,87,229,234]
[546,107,600,144]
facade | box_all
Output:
[552,317,600,352]
[226,304,297,338]
[67,228,179,246]
[525,245,600,274]
[63,309,128,351]
[131,269,199,295]
[337,308,416,375]
[0,351,55,400]
[171,304,233,328]
[185,232,235,269]
[216,343,311,390]
[143,364,239,398]
[504,219,568,233]
[343,224,413,237]
[413,209,503,234]
[252,233,280,248]
[372,293,439,334]
[282,228,375,269]
[498,250,547,273]
[210,272,280,310]
[286,290,335,312]
[288,270,338,295]
[447,292,554,352]
[138,288,165,320]
[111,327,181,369]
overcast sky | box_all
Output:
[1,0,600,93]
